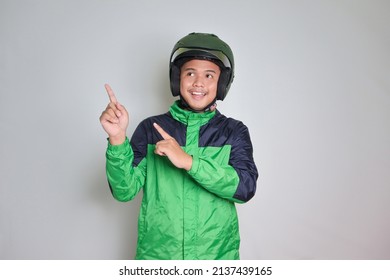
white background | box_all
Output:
[0,0,389,259]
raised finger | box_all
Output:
[105,84,118,104]
[153,123,172,140]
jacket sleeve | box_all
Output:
[187,122,258,203]
[105,137,146,202]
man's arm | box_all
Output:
[188,123,258,203]
[106,138,146,202]
[100,84,145,201]
[152,121,258,203]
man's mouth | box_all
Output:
[190,91,206,96]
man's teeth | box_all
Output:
[192,92,205,96]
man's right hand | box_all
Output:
[99,84,129,145]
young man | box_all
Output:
[100,33,258,260]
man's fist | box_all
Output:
[99,84,129,145]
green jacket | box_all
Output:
[106,101,258,259]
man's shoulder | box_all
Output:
[137,111,173,127]
[135,110,186,146]
[214,110,247,129]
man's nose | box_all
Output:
[193,76,204,87]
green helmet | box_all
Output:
[169,32,235,101]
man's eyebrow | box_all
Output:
[182,67,217,73]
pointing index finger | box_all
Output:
[105,84,117,103]
[153,123,172,140]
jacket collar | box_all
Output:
[169,100,216,126]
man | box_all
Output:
[100,32,258,259]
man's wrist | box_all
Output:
[183,154,193,171]
[109,134,126,145]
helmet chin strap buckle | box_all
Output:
[204,102,217,112]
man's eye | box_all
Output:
[206,74,213,79]
[187,72,194,76]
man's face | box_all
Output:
[180,59,221,111]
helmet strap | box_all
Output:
[179,96,217,113]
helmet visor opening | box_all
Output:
[171,48,231,69]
